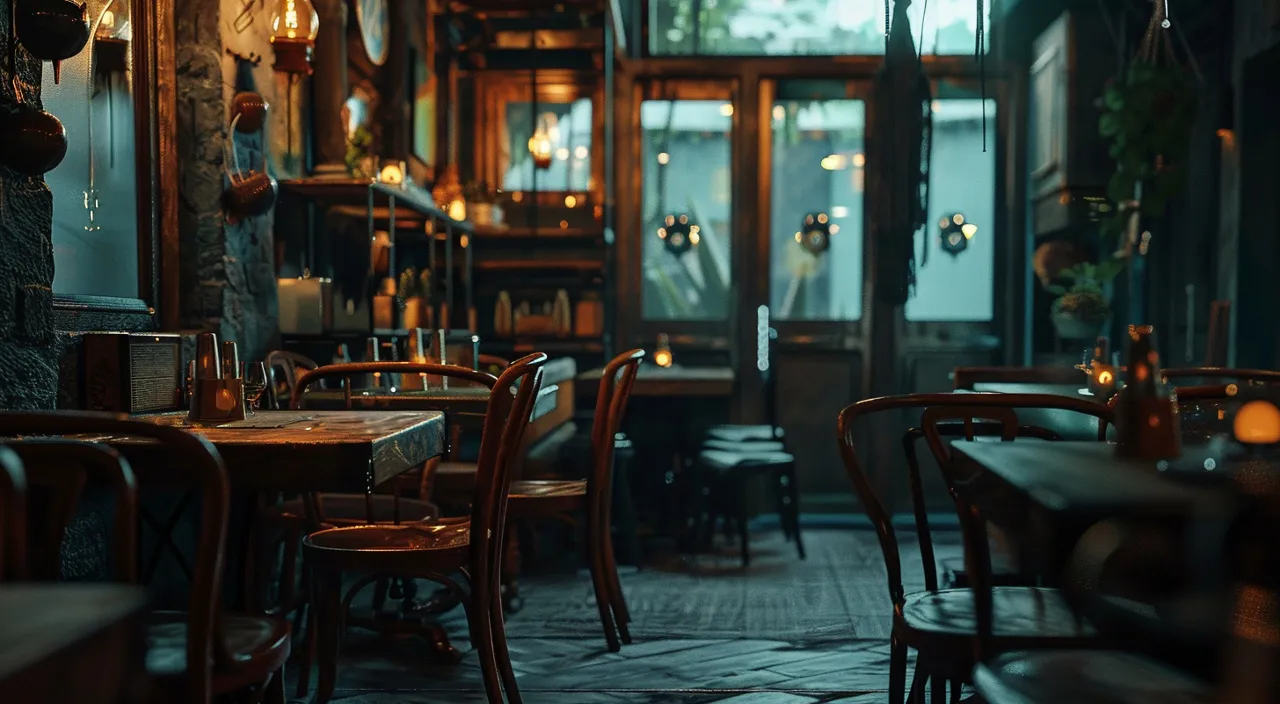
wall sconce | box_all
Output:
[269,0,319,75]
[795,212,835,256]
[92,0,129,76]
[432,165,466,221]
[379,160,406,186]
[939,212,976,257]
[654,334,673,368]
[657,214,698,257]
[528,117,553,170]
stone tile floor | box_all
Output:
[295,528,962,703]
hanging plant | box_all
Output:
[1097,4,1199,239]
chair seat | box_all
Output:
[268,494,439,527]
[973,650,1213,704]
[706,424,783,443]
[509,479,587,515]
[147,611,291,695]
[698,449,795,471]
[703,439,786,453]
[302,520,471,572]
[901,587,1095,646]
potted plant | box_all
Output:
[344,126,375,179]
[1046,259,1125,340]
[463,181,503,227]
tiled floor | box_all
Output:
[298,528,960,703]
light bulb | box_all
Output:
[528,124,553,170]
[270,0,320,43]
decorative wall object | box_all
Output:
[937,212,975,257]
[657,213,698,257]
[2,26,67,175]
[221,109,278,223]
[267,0,317,74]
[797,212,833,256]
[353,0,387,65]
[15,0,90,83]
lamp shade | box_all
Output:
[269,0,319,74]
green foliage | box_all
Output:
[1044,258,1125,297]
[1098,62,1198,238]
[344,127,374,178]
[397,268,418,301]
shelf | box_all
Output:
[474,225,603,239]
[474,259,603,272]
[279,178,475,233]
[484,337,605,354]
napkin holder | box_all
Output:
[188,378,247,423]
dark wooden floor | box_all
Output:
[299,528,961,703]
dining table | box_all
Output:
[0,584,148,704]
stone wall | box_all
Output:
[0,1,57,410]
[174,0,293,362]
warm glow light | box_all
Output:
[270,0,319,41]
[821,154,849,171]
[852,153,866,167]
[511,191,524,203]
[952,213,965,225]
[564,195,577,208]
[719,103,734,116]
[459,234,470,248]
[555,147,570,161]
[447,199,466,221]
[574,145,588,159]
[772,105,786,121]
[379,162,404,185]
[831,206,848,218]
[961,223,978,239]
[1235,400,1280,445]
[528,122,554,169]
[657,152,670,165]
[101,10,115,29]
[654,349,673,368]
[1097,370,1113,385]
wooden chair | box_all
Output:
[1162,367,1280,385]
[299,353,548,704]
[264,350,318,411]
[4,440,137,582]
[507,348,643,652]
[0,411,291,704]
[952,366,1086,391]
[0,446,26,581]
[837,393,1115,703]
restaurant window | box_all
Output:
[503,98,593,192]
[640,99,733,321]
[650,0,991,57]
[904,98,997,322]
[769,98,865,321]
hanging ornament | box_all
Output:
[222,112,278,223]
[938,212,976,257]
[796,212,835,256]
[657,214,699,257]
[268,0,318,74]
[1,18,67,176]
[14,0,89,84]
[528,116,553,170]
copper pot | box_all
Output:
[15,0,90,83]
[0,102,67,175]
[223,171,278,223]
[231,92,269,134]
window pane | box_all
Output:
[650,0,990,57]
[904,99,997,322]
[503,98,592,192]
[641,100,733,321]
[770,99,864,321]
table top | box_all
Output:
[101,410,446,492]
[971,382,1097,398]
[297,383,561,421]
[952,441,1229,518]
[576,365,735,397]
[0,584,146,685]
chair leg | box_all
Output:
[467,580,505,704]
[783,464,806,560]
[311,569,344,704]
[488,575,522,704]
[889,636,907,704]
[931,669,947,704]
[601,527,632,642]
[265,665,286,704]
[294,602,316,699]
[735,480,750,568]
[949,679,962,703]
[586,528,622,652]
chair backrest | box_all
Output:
[290,361,498,410]
[836,393,1114,606]
[265,350,318,410]
[952,366,1086,390]
[4,440,137,582]
[1163,368,1280,385]
[0,446,26,581]
[587,350,644,535]
[465,354,547,588]
[0,411,230,704]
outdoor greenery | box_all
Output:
[1046,259,1125,322]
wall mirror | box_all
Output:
[45,0,175,330]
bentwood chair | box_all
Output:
[265,351,319,410]
[951,366,1087,390]
[0,412,291,704]
[507,348,643,652]
[837,393,1115,704]
[0,446,26,581]
[300,354,548,704]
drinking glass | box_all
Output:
[242,361,269,414]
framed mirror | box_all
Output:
[44,0,176,331]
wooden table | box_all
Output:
[952,441,1234,581]
[576,365,735,397]
[99,410,446,493]
[964,384,1107,440]
[0,584,148,703]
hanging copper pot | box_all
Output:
[0,99,67,176]
[223,171,277,223]
[15,0,90,84]
[231,92,269,134]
